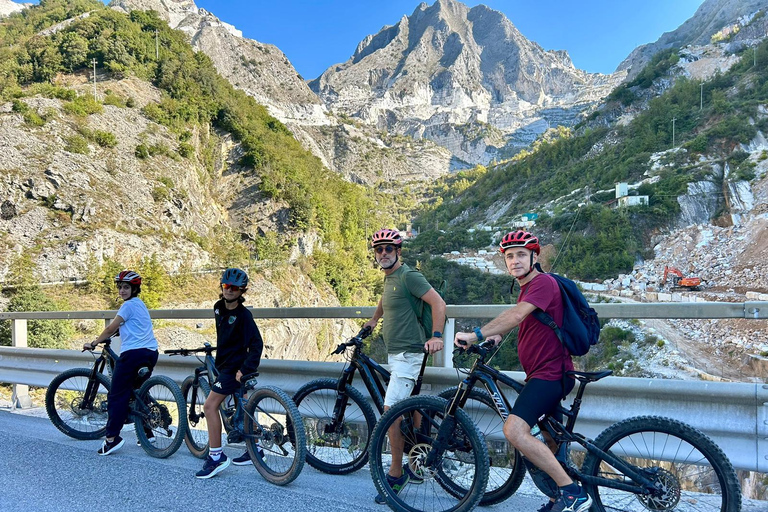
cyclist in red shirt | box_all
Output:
[454,231,591,512]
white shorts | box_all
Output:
[384,351,425,407]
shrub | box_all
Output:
[65,134,90,154]
[135,144,149,159]
[178,142,194,158]
[152,186,170,202]
[93,130,118,148]
[63,95,103,116]
[0,287,74,349]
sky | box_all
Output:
[31,0,706,79]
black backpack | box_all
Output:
[399,270,447,339]
[530,273,600,356]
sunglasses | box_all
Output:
[221,283,243,292]
[374,245,396,254]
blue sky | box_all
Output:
[33,0,705,79]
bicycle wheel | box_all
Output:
[438,387,525,505]
[369,395,489,512]
[134,375,188,458]
[45,368,110,440]
[243,386,306,485]
[582,415,741,512]
[293,378,376,474]
[181,376,211,459]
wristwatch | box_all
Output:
[432,331,443,339]
[473,327,484,341]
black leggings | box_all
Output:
[105,348,159,438]
[510,377,575,428]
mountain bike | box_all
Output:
[45,338,187,458]
[368,340,742,512]
[165,343,306,485]
[292,326,428,475]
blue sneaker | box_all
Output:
[195,453,231,479]
[374,473,410,505]
[552,485,592,512]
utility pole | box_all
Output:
[700,83,704,110]
[91,58,97,98]
[672,117,677,147]
[155,29,159,60]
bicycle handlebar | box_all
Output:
[331,325,372,355]
[164,343,216,356]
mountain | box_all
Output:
[618,0,768,79]
[0,0,28,17]
[310,0,624,166]
[111,0,453,184]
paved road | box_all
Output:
[0,408,546,512]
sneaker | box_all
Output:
[136,436,155,446]
[195,453,231,479]
[552,485,592,512]
[374,473,410,505]
[403,464,424,484]
[538,500,555,512]
[233,445,264,465]
[97,436,124,456]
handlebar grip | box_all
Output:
[332,344,346,355]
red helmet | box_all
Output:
[371,228,402,248]
[499,231,540,254]
[114,270,142,285]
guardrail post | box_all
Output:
[758,383,768,473]
[433,318,455,368]
[11,319,32,408]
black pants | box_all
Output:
[105,348,159,438]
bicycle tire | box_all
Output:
[181,376,211,459]
[368,395,489,512]
[134,375,188,459]
[244,386,306,486]
[293,378,376,475]
[438,387,525,505]
[582,415,742,512]
[45,367,111,440]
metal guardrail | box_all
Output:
[0,346,764,473]
[0,302,767,473]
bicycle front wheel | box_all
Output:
[134,375,187,458]
[293,378,376,474]
[438,387,525,505]
[369,395,489,512]
[181,376,211,459]
[45,368,110,440]
[244,386,306,486]
[582,415,741,512]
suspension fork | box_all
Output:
[424,374,480,467]
[81,355,108,409]
[327,365,357,433]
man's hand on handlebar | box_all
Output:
[424,337,444,354]
[82,340,98,351]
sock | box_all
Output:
[560,482,581,495]
[210,447,223,461]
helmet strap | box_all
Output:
[516,253,538,281]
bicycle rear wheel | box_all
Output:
[582,415,741,512]
[45,368,110,440]
[181,376,211,459]
[244,386,306,485]
[438,386,525,505]
[134,375,187,458]
[293,378,376,474]
[369,395,489,512]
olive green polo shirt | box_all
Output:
[381,264,432,354]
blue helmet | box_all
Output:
[221,268,248,288]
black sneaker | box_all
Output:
[232,451,252,465]
[136,436,155,446]
[195,453,231,479]
[552,485,592,512]
[374,473,409,505]
[403,463,424,484]
[97,436,124,456]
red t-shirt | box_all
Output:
[517,273,574,381]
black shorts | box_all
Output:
[510,377,575,427]
[211,372,239,395]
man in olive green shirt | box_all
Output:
[363,228,445,504]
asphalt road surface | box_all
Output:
[0,408,546,512]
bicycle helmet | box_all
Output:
[371,228,402,248]
[114,270,142,285]
[221,267,248,288]
[499,230,540,254]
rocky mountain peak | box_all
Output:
[0,0,29,18]
[311,0,622,166]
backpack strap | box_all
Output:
[397,270,423,327]
[531,309,564,345]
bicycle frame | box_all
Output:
[441,346,659,497]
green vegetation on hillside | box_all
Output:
[412,38,768,279]
[0,0,399,304]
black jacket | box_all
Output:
[213,300,263,376]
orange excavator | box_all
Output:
[662,266,702,291]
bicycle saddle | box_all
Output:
[567,370,612,383]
